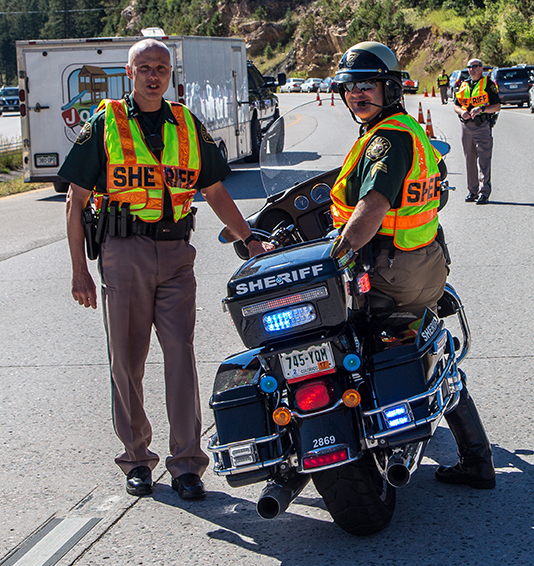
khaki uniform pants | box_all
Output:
[99,235,209,478]
[439,85,448,104]
[461,120,493,198]
[371,240,448,318]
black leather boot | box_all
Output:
[435,385,496,489]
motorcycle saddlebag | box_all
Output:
[210,351,282,481]
[367,312,444,446]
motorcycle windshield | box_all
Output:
[259,99,358,198]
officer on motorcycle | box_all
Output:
[331,41,495,489]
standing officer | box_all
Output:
[61,38,269,499]
[437,69,449,104]
[454,58,500,205]
[331,41,496,489]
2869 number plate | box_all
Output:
[280,342,335,381]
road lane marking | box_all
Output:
[1,517,100,566]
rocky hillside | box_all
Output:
[128,0,467,81]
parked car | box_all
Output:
[319,77,338,93]
[400,71,418,94]
[491,67,532,107]
[0,86,20,112]
[280,78,305,93]
[300,78,323,93]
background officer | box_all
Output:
[437,69,450,104]
[331,41,496,489]
[61,38,270,500]
[454,58,500,205]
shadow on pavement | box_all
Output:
[147,429,534,566]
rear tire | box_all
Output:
[312,453,396,536]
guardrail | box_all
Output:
[0,140,22,154]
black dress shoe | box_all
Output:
[172,473,206,500]
[465,193,478,202]
[126,466,153,496]
[476,195,489,205]
[435,460,496,489]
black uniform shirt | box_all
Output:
[345,128,413,209]
[58,94,231,208]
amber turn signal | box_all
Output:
[342,389,361,408]
[273,406,292,426]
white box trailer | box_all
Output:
[16,35,257,192]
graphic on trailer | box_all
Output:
[62,66,131,143]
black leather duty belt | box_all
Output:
[131,214,195,241]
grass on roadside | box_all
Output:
[0,174,46,198]
[0,146,49,197]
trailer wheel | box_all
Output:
[244,115,261,163]
[218,141,228,163]
[312,453,396,536]
[53,181,70,193]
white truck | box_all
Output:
[16,33,284,192]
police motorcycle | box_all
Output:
[208,101,466,535]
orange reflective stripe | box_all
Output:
[381,208,437,230]
[111,101,137,164]
[171,105,190,169]
[103,190,149,207]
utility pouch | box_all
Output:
[119,202,132,237]
[95,194,110,244]
[81,204,100,261]
[108,201,119,237]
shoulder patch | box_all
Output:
[75,121,92,145]
[201,124,215,144]
[490,82,499,93]
[366,136,391,161]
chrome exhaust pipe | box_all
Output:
[257,473,310,519]
[385,443,426,488]
[386,455,414,487]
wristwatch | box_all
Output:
[243,233,262,246]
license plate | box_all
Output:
[508,83,519,89]
[280,342,335,381]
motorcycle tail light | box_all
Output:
[263,304,316,333]
[295,379,333,412]
[303,448,348,470]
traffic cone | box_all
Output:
[424,87,428,97]
[425,109,435,138]
[331,91,335,106]
[316,91,322,106]
[417,102,424,124]
[431,86,436,97]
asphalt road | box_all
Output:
[1,93,534,566]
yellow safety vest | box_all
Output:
[330,114,441,251]
[456,77,490,110]
[97,98,201,223]
[438,75,449,87]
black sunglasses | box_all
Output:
[467,64,481,69]
[343,80,379,93]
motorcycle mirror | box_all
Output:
[430,139,451,157]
